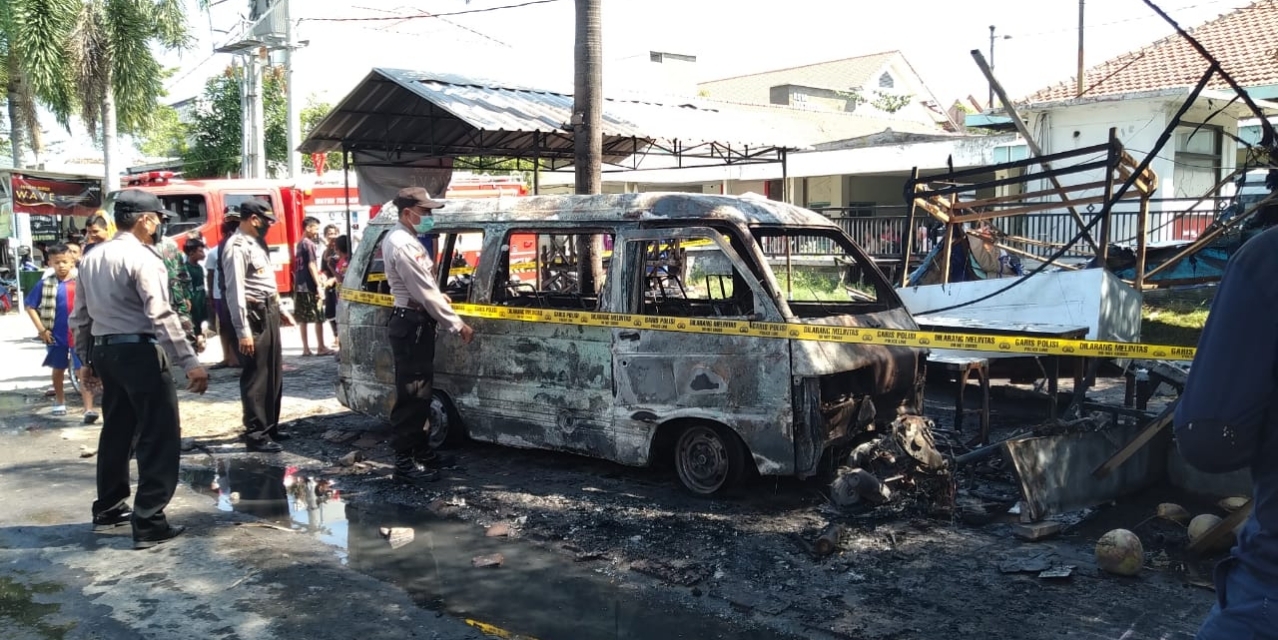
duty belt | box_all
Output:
[392,306,435,324]
[94,333,157,346]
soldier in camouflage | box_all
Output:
[158,232,204,354]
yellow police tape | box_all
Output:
[465,619,539,640]
[340,288,1198,361]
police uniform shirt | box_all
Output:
[69,232,200,372]
[222,229,278,340]
[380,224,465,332]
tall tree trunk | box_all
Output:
[102,81,120,192]
[573,0,604,290]
[7,56,26,168]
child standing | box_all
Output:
[25,243,97,423]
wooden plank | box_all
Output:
[913,197,950,223]
[1188,499,1252,556]
[1013,521,1063,541]
[1092,399,1178,478]
[956,180,1110,210]
[950,191,1143,224]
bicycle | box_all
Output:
[67,346,80,394]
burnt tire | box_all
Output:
[674,423,747,496]
[428,393,463,449]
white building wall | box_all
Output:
[1029,96,1242,213]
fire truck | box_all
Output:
[121,171,529,293]
[121,172,374,294]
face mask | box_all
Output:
[152,220,167,245]
[413,213,435,234]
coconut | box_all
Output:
[1156,502,1191,525]
[1218,497,1249,513]
[1188,514,1223,542]
[1095,529,1144,576]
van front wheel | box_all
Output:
[674,424,746,496]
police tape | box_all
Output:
[339,288,1197,361]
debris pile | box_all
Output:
[830,414,953,512]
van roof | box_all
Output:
[370,192,840,229]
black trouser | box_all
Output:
[388,308,436,455]
[240,300,283,441]
[92,342,180,538]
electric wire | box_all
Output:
[298,0,565,22]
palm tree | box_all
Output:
[0,0,69,167]
[10,0,189,189]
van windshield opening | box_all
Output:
[751,228,895,317]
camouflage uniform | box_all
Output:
[158,236,201,353]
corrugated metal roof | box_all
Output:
[300,68,810,165]
[299,68,944,168]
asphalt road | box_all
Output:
[0,312,482,640]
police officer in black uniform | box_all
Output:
[222,199,295,453]
[71,190,210,549]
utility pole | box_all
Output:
[987,25,1011,109]
[1077,0,1086,97]
[283,0,302,179]
[573,0,602,195]
[245,50,265,179]
[573,0,604,289]
[239,56,251,177]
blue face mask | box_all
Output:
[414,214,435,234]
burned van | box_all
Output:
[337,193,925,495]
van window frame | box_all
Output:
[617,226,774,320]
[357,228,391,294]
[488,226,617,312]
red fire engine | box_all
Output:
[121,171,530,293]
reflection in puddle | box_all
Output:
[182,459,349,561]
[183,460,793,640]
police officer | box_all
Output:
[70,189,209,550]
[223,199,296,453]
[383,188,474,486]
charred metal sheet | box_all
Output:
[453,317,621,459]
[1004,422,1168,521]
[367,192,839,231]
[612,325,794,474]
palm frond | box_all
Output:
[106,0,178,135]
[10,0,77,124]
[67,0,110,135]
[149,0,192,50]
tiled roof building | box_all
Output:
[1025,0,1278,103]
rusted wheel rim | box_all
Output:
[676,426,729,494]
[428,396,450,449]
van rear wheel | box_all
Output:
[428,394,462,449]
[674,423,746,496]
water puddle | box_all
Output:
[181,459,348,561]
[0,394,58,434]
[183,459,795,640]
[0,575,74,639]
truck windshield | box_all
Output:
[751,228,895,317]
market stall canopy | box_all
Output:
[299,68,830,171]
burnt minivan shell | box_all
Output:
[337,193,925,482]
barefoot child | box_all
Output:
[25,243,98,423]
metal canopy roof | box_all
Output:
[298,68,812,171]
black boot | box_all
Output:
[413,448,456,469]
[393,453,439,486]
